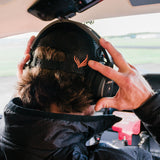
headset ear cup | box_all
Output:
[86,69,113,99]
[93,72,113,98]
[102,76,114,97]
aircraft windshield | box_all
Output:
[0,13,160,112]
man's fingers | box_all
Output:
[128,63,137,71]
[18,54,30,70]
[25,36,36,55]
[99,38,130,72]
[94,97,117,111]
[17,54,30,78]
[17,36,35,80]
[88,60,123,85]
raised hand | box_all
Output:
[88,38,154,111]
[17,36,35,80]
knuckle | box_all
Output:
[116,53,123,60]
[18,63,23,70]
[105,41,113,50]
[17,63,21,68]
[129,68,137,75]
[124,76,132,84]
[104,41,110,46]
[105,67,112,75]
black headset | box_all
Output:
[28,19,114,101]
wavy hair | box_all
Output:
[17,47,94,113]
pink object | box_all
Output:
[112,111,141,145]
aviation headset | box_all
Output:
[28,19,114,101]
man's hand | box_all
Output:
[88,38,154,111]
[17,36,35,80]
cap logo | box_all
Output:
[74,55,88,68]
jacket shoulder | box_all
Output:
[134,91,160,143]
[88,143,152,160]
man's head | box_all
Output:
[17,20,113,115]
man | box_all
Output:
[0,20,157,160]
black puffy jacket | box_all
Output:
[134,91,160,144]
[0,97,155,160]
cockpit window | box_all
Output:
[0,13,160,112]
[86,13,160,73]
[0,33,37,112]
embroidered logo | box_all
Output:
[74,55,88,68]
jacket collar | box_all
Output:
[2,98,121,149]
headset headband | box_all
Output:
[31,19,100,51]
[28,19,113,70]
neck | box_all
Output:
[50,104,95,116]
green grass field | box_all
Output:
[0,37,160,76]
[106,37,160,47]
[105,37,160,64]
[0,47,25,76]
[119,48,160,64]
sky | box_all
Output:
[87,13,160,36]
